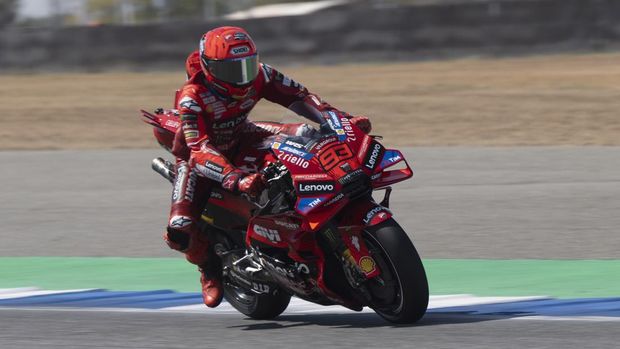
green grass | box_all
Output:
[0,257,618,298]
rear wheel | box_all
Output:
[223,281,291,320]
[364,218,429,323]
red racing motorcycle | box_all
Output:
[142,109,428,324]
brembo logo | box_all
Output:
[297,181,335,194]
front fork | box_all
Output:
[317,189,394,302]
[319,223,380,304]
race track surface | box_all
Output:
[1,308,619,349]
[1,147,619,348]
[1,147,618,258]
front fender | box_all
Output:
[336,199,393,228]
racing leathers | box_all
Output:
[166,61,369,307]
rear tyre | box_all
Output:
[364,218,429,324]
[223,283,291,320]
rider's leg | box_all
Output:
[165,159,223,308]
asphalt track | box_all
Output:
[1,147,619,258]
[0,308,617,349]
[1,147,619,348]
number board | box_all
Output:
[317,143,353,171]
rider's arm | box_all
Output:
[177,88,262,195]
[177,86,208,152]
[260,64,353,124]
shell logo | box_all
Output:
[359,256,377,275]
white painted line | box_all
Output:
[0,289,617,322]
[512,315,620,322]
[428,294,551,308]
[0,288,98,300]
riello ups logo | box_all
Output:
[297,181,335,194]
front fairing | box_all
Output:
[267,114,411,231]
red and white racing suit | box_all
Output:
[166,62,365,269]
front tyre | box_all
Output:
[223,283,291,320]
[364,218,429,324]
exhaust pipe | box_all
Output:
[151,157,175,183]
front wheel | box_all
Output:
[223,283,291,320]
[364,218,429,324]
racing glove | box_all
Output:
[350,116,372,134]
[222,170,265,198]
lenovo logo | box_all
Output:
[364,142,383,170]
[297,181,335,194]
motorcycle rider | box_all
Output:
[166,26,371,308]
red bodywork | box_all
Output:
[144,108,413,308]
[218,112,410,306]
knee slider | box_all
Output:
[165,227,191,251]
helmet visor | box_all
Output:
[203,54,260,85]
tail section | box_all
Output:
[140,108,181,152]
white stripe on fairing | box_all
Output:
[0,288,98,300]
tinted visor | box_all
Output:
[203,54,260,85]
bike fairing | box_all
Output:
[145,106,427,323]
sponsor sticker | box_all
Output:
[338,168,364,185]
[239,99,255,110]
[280,153,310,169]
[326,111,347,141]
[184,130,198,139]
[284,139,304,149]
[172,166,187,202]
[380,150,403,168]
[340,117,357,142]
[323,193,344,207]
[212,114,247,129]
[185,169,197,201]
[196,161,225,182]
[359,256,377,275]
[297,197,325,213]
[310,136,337,152]
[274,220,300,230]
[253,224,281,243]
[165,119,180,128]
[293,173,330,180]
[364,142,384,170]
[230,45,250,55]
[275,142,314,160]
[181,114,197,122]
[297,181,336,195]
[362,206,391,225]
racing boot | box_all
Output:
[199,266,223,308]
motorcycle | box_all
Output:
[141,108,429,324]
